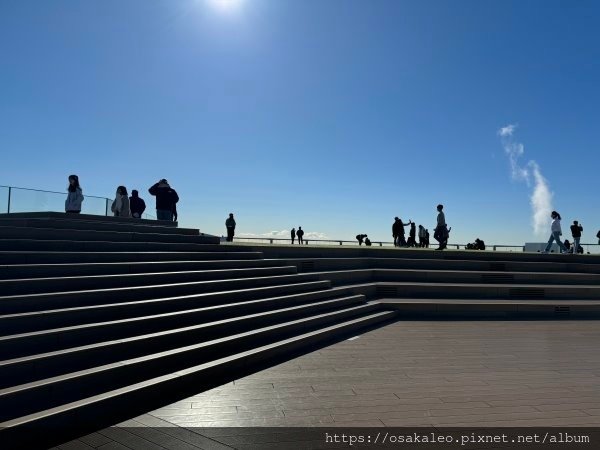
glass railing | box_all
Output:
[0,185,156,220]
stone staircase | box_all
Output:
[1,213,600,447]
[0,213,394,448]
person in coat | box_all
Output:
[149,179,179,221]
[65,174,84,213]
[111,186,131,217]
[129,190,146,219]
[225,213,236,242]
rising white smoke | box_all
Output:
[498,125,553,236]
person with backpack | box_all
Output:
[570,220,583,255]
[129,190,146,218]
[111,186,131,217]
[542,211,567,254]
[148,179,179,221]
[65,174,84,213]
[297,227,305,245]
[434,204,449,250]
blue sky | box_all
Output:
[1,0,599,245]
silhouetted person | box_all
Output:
[392,217,401,246]
[425,229,430,248]
[570,220,583,255]
[225,213,236,242]
[396,218,411,247]
[564,239,571,253]
[407,222,417,247]
[297,227,304,245]
[542,211,567,254]
[474,238,486,250]
[418,225,426,247]
[597,229,600,245]
[149,179,179,221]
[291,228,296,244]
[129,190,146,219]
[356,234,367,246]
[111,186,131,217]
[65,174,84,213]
[434,204,448,250]
[365,237,372,246]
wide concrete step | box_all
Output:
[0,273,327,315]
[300,268,600,288]
[0,239,233,252]
[381,298,600,318]
[0,310,394,449]
[0,295,368,384]
[1,284,352,338]
[0,212,178,228]
[285,257,600,275]
[0,218,198,235]
[0,259,287,280]
[0,303,387,425]
[0,227,218,244]
[372,268,600,285]
[0,266,299,295]
[0,251,264,265]
[254,245,600,264]
[373,281,600,300]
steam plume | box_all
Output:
[498,125,553,235]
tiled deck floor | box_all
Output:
[57,320,600,449]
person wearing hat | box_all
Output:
[149,179,179,221]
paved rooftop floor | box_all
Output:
[56,320,600,449]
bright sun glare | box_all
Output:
[208,0,243,12]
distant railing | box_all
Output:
[228,236,600,253]
[0,185,156,220]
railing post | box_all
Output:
[270,239,273,244]
[339,241,342,245]
[493,246,497,251]
[105,198,110,216]
[7,187,11,213]
[379,242,382,247]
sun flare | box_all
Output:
[208,0,243,12]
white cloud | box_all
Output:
[498,124,553,236]
[498,124,516,137]
[238,230,330,240]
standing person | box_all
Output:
[408,222,417,247]
[425,229,430,248]
[418,225,426,247]
[434,204,448,250]
[392,218,401,247]
[297,227,304,245]
[570,220,583,255]
[225,213,236,242]
[111,186,131,217]
[542,211,567,254]
[397,218,411,247]
[356,234,365,246]
[149,179,179,221]
[291,227,296,245]
[65,174,84,213]
[129,190,146,219]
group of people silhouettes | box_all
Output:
[65,175,179,221]
[291,227,305,244]
[64,180,600,252]
[389,204,448,250]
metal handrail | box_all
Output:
[230,236,600,252]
